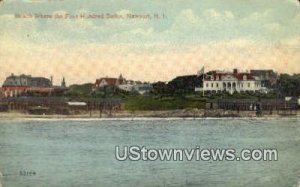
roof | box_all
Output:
[95,77,126,86]
[205,71,255,81]
[250,69,274,73]
[2,74,52,87]
[95,78,118,86]
[234,73,255,80]
[250,70,278,80]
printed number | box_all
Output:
[19,170,36,176]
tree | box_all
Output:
[152,82,170,95]
[277,74,300,97]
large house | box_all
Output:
[3,74,52,87]
[93,74,153,94]
[195,69,264,94]
[94,74,126,89]
[2,74,66,97]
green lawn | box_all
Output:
[124,95,205,111]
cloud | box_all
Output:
[264,23,282,33]
[130,28,153,35]
[1,34,299,85]
[280,37,300,50]
[293,12,300,23]
[286,0,300,7]
[202,9,234,20]
[6,0,47,3]
[181,9,201,24]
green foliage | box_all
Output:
[168,75,202,93]
[64,83,94,98]
[124,95,205,111]
[64,84,132,99]
[0,90,4,98]
[278,74,300,97]
[199,90,277,100]
[151,75,202,95]
[91,86,131,98]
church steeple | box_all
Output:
[61,77,66,88]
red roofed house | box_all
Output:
[94,74,126,90]
[196,69,262,94]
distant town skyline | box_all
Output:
[0,0,299,85]
[0,66,293,86]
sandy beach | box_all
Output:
[0,110,299,119]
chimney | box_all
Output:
[233,69,238,75]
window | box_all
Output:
[211,83,213,88]
[206,83,209,88]
[216,83,219,87]
[248,83,250,87]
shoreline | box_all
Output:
[0,110,299,119]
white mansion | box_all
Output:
[195,69,268,94]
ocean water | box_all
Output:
[0,118,299,187]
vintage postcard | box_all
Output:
[0,0,299,186]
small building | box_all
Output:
[118,83,135,92]
[118,80,153,94]
[133,84,153,95]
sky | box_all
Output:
[0,0,299,85]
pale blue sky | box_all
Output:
[1,0,299,44]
